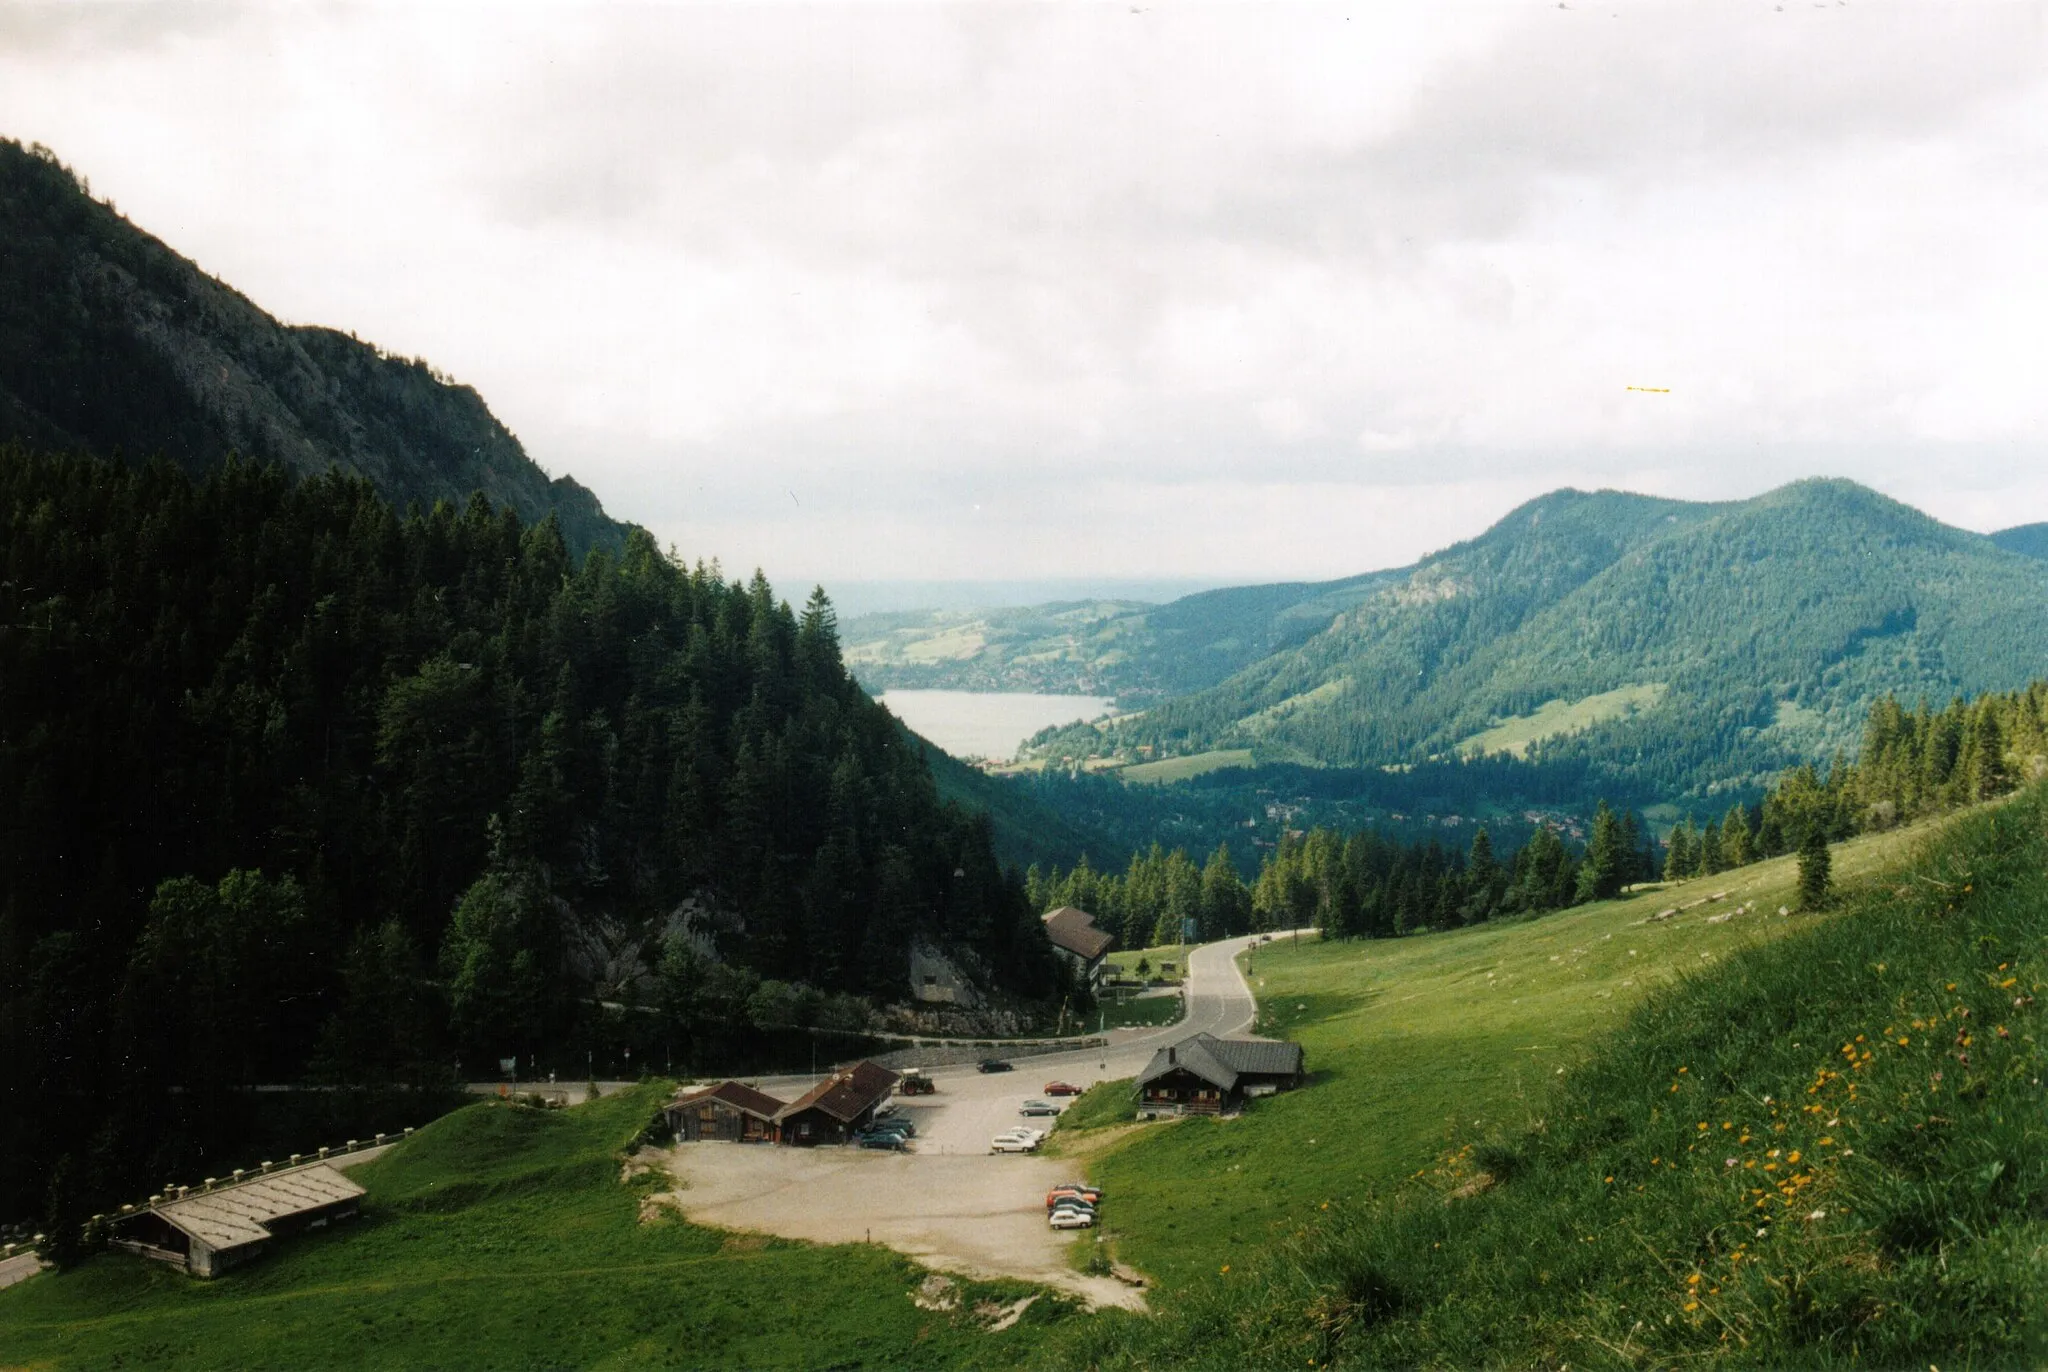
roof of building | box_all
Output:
[669,1080,787,1121]
[774,1060,900,1125]
[1135,1033,1305,1092]
[147,1163,365,1252]
[1042,906,1115,961]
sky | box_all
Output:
[5,1,2048,594]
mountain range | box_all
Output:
[855,481,2048,804]
[0,138,625,557]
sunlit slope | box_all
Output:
[1053,793,2048,1369]
[0,1086,1063,1370]
[1073,815,1936,1292]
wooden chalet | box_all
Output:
[772,1060,900,1145]
[1041,906,1116,985]
[1134,1032,1305,1118]
[107,1163,364,1278]
[664,1080,787,1143]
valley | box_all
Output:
[3,94,2046,1372]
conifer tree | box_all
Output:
[1796,824,1832,910]
[1663,820,1694,882]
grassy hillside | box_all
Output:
[1051,790,2048,1369]
[0,1085,1066,1370]
[1119,481,2048,803]
[0,139,624,558]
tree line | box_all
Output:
[0,447,1062,1224]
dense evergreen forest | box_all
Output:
[0,446,1061,1225]
[1026,800,1661,949]
[1030,680,2048,953]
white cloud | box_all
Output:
[3,2,2046,587]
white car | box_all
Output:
[1049,1207,1095,1229]
[1013,1126,1047,1142]
[990,1132,1039,1153]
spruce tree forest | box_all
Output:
[0,446,1062,1223]
[1025,680,2046,951]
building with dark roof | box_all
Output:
[107,1163,365,1278]
[772,1060,900,1146]
[665,1080,788,1143]
[1041,906,1116,985]
[1134,1032,1305,1117]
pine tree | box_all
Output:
[1796,824,1832,911]
[1575,800,1626,903]
[1663,820,1694,882]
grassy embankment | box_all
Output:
[1064,832,1909,1294]
[0,1086,1066,1370]
[1101,943,1195,981]
[1047,793,2047,1368]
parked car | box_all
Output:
[1046,1194,1097,1216]
[1042,1081,1081,1096]
[1014,1127,1048,1142]
[1019,1099,1060,1117]
[1046,1186,1102,1208]
[1048,1207,1095,1230]
[857,1133,905,1150]
[978,1058,1014,1073]
[1053,1179,1105,1198]
[990,1133,1038,1154]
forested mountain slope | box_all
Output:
[1117,480,2048,799]
[1992,520,2048,560]
[0,448,1062,1223]
[0,138,625,558]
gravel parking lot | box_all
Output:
[660,935,1272,1309]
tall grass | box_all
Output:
[1052,791,2048,1368]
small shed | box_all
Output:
[772,1060,900,1145]
[108,1163,365,1278]
[1135,1033,1305,1117]
[665,1081,787,1143]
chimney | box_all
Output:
[1167,1047,1176,1064]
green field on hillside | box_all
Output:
[0,1087,1063,1370]
[1075,818,1934,1293]
[1458,682,1669,758]
[1057,794,2048,1368]
[1118,749,1255,785]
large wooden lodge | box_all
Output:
[1134,1032,1305,1117]
[663,1060,900,1147]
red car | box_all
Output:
[1043,1080,1082,1096]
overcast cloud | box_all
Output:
[4,2,2046,589]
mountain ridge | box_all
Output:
[0,137,626,557]
[1114,477,2048,799]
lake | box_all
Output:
[877,690,1116,762]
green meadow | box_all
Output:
[1055,793,2048,1368]
[0,1087,1063,1370]
[1072,814,1941,1292]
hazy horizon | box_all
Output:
[7,4,2047,585]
